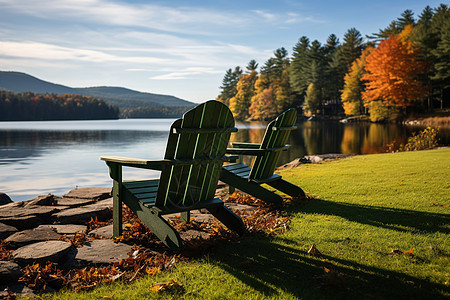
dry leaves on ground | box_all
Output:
[9,192,305,294]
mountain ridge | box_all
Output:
[0,71,195,111]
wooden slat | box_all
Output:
[249,109,296,181]
[222,163,250,172]
[123,180,159,189]
[126,186,159,194]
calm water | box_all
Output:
[1,119,448,201]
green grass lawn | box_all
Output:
[43,148,449,299]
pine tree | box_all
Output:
[246,60,259,74]
[218,66,242,106]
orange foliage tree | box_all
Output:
[362,26,428,111]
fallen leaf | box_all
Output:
[404,248,414,254]
[308,244,322,256]
[150,279,184,293]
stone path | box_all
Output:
[0,187,256,297]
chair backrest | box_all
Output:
[249,108,297,181]
[156,100,236,208]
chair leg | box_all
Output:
[112,180,123,237]
[122,196,183,252]
[267,179,306,199]
[220,169,283,204]
[142,211,183,252]
[181,211,190,223]
[208,204,245,235]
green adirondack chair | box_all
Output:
[101,100,245,251]
[220,108,305,204]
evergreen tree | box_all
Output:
[289,36,311,96]
[246,60,259,74]
[218,66,242,106]
[431,17,450,107]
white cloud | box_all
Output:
[0,41,170,64]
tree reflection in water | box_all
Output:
[0,119,448,201]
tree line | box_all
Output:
[0,91,119,121]
[217,4,449,122]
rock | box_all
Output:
[277,157,309,170]
[53,203,112,224]
[179,229,211,240]
[0,283,36,298]
[0,205,60,230]
[23,194,59,207]
[90,197,113,209]
[189,212,215,224]
[5,227,62,248]
[12,240,72,265]
[36,224,87,235]
[88,224,113,238]
[73,239,132,267]
[277,154,354,170]
[55,197,95,207]
[63,187,111,200]
[303,153,353,163]
[0,261,22,283]
[225,203,258,212]
[0,222,19,240]
[0,193,13,206]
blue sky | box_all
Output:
[0,0,443,103]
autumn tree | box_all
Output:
[229,70,257,120]
[362,26,428,120]
[341,47,372,116]
[304,83,320,115]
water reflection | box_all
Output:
[0,119,448,201]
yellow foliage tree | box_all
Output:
[341,47,373,116]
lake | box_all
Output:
[1,119,448,201]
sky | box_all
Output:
[0,0,444,103]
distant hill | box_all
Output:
[0,71,195,117]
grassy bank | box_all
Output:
[43,149,449,299]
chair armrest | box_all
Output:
[226,145,291,156]
[230,142,261,149]
[100,156,168,171]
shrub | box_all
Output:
[400,127,440,151]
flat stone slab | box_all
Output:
[53,203,112,224]
[0,261,22,283]
[90,197,113,209]
[179,229,211,240]
[225,203,258,212]
[5,227,62,248]
[12,240,72,265]
[88,224,114,238]
[0,283,36,298]
[0,222,18,239]
[23,194,59,207]
[0,205,60,230]
[190,212,215,223]
[55,197,95,207]
[73,239,132,266]
[63,187,111,200]
[37,224,87,235]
